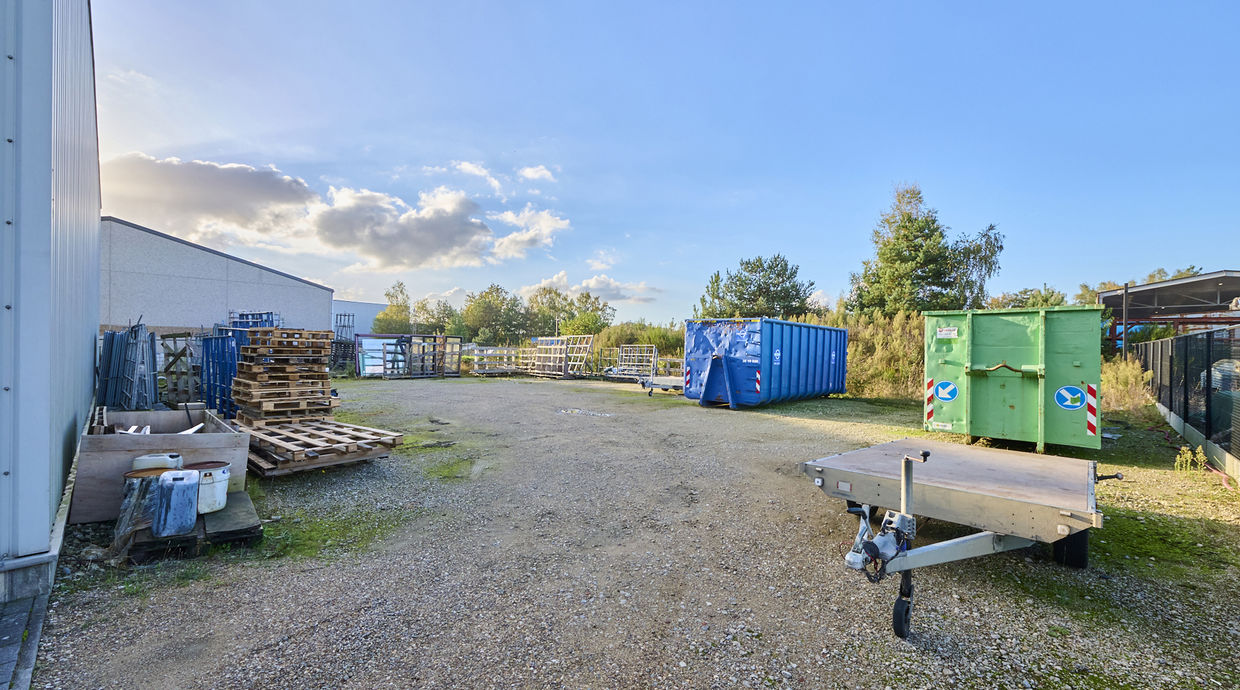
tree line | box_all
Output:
[372,282,619,345]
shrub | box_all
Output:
[1101,356,1151,412]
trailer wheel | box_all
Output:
[1052,529,1089,569]
[892,598,911,638]
[647,389,653,396]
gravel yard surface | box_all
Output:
[38,378,1240,688]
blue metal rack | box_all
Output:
[201,334,239,419]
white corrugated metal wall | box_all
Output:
[100,217,333,331]
[0,0,100,562]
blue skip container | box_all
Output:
[152,470,200,537]
[684,318,848,408]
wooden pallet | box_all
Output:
[236,411,331,427]
[232,377,330,391]
[235,371,331,383]
[247,447,389,476]
[245,328,333,341]
[237,361,327,372]
[232,385,331,402]
[235,397,340,412]
[239,420,402,464]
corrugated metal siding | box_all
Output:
[100,218,333,331]
[0,0,99,559]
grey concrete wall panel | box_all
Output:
[333,300,387,333]
[0,0,101,561]
[100,217,333,331]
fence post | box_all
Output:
[1182,338,1189,423]
[1204,331,1213,441]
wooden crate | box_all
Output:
[69,409,248,524]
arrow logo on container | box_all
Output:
[935,381,958,402]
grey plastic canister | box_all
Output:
[152,469,199,537]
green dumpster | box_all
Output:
[923,306,1103,452]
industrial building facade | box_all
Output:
[0,0,100,601]
[100,217,334,332]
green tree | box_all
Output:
[848,185,1003,315]
[561,311,608,335]
[987,283,1067,309]
[373,281,413,334]
[694,254,815,318]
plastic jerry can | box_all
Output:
[152,469,200,537]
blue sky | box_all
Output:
[92,1,1239,321]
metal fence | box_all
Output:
[1134,326,1240,454]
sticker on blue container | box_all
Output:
[774,348,782,365]
[934,380,958,402]
[1054,385,1086,410]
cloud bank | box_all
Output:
[520,271,658,304]
[101,153,571,271]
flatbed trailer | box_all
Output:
[800,439,1116,637]
[640,375,685,396]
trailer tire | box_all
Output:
[892,598,911,639]
[1052,529,1089,569]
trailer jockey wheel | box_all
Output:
[892,597,911,639]
[891,570,913,638]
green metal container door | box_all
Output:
[923,306,1103,451]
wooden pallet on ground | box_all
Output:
[241,419,403,475]
[238,419,402,462]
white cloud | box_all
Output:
[422,286,468,309]
[519,271,658,304]
[517,271,572,298]
[808,289,832,308]
[315,186,492,271]
[101,153,572,272]
[488,204,571,259]
[453,160,503,195]
[517,165,556,182]
[587,249,617,271]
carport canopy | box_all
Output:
[1098,270,1240,319]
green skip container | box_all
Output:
[923,306,1104,452]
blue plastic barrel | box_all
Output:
[684,318,848,408]
[152,469,200,537]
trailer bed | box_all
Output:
[800,439,1101,543]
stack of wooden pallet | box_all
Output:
[233,327,336,426]
[232,327,404,476]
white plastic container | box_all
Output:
[183,461,230,514]
[131,452,183,471]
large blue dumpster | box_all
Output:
[684,318,848,408]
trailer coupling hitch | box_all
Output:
[1097,472,1124,482]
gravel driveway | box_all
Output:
[37,378,1240,688]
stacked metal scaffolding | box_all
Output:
[201,334,239,418]
[355,334,463,378]
[614,344,658,380]
[98,324,159,410]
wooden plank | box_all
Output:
[246,446,392,476]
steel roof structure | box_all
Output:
[1097,270,1240,319]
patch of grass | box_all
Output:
[424,457,475,481]
[258,507,414,559]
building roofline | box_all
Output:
[1096,269,1240,299]
[102,216,334,293]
